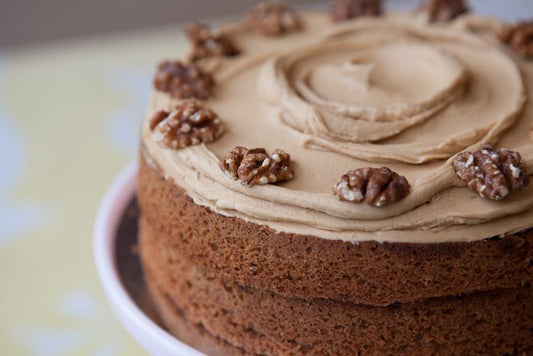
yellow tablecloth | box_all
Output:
[0,26,188,355]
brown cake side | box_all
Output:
[139,194,533,355]
[138,153,533,307]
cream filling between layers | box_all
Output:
[141,12,533,244]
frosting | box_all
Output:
[141,12,533,244]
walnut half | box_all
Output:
[418,0,469,23]
[246,2,302,36]
[219,146,294,186]
[153,60,214,100]
[186,23,240,62]
[150,100,224,150]
[499,20,533,58]
[333,167,410,207]
[453,143,529,200]
[330,0,382,23]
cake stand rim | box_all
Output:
[93,160,205,356]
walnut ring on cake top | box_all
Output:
[141,10,533,244]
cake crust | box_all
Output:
[140,201,533,355]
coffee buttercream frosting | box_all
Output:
[141,12,533,243]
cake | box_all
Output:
[137,1,533,354]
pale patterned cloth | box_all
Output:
[0,1,529,354]
[0,27,186,355]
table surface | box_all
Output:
[0,1,531,355]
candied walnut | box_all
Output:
[150,101,224,149]
[153,60,214,100]
[418,0,469,23]
[330,0,381,22]
[499,20,533,58]
[186,22,240,62]
[333,167,410,207]
[219,146,293,186]
[246,2,302,36]
[453,143,529,200]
